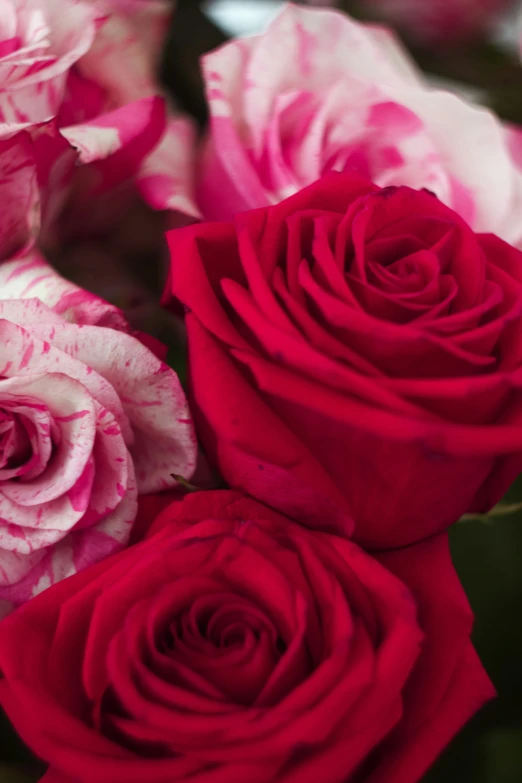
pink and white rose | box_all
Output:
[0,95,170,250]
[0,256,196,617]
[78,0,173,109]
[0,115,178,334]
[66,0,200,220]
[0,0,98,125]
[198,4,522,247]
[0,0,198,248]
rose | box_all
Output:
[0,118,176,336]
[0,0,174,160]
[0,99,173,333]
[0,0,198,250]
[58,0,200,228]
[0,3,198,337]
[165,172,522,548]
[77,0,174,109]
[0,0,98,125]
[0,117,135,327]
[63,0,201,227]
[0,258,196,615]
[0,91,186,264]
[0,490,494,783]
[365,0,512,44]
[198,4,522,247]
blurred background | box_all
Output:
[160,3,522,783]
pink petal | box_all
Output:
[56,97,167,234]
[0,316,131,442]
[0,374,96,513]
[0,0,99,124]
[60,95,165,168]
[89,0,173,70]
[199,4,522,244]
[0,456,137,609]
[0,132,39,258]
[77,2,168,106]
[137,117,200,217]
[32,322,197,492]
[0,252,128,329]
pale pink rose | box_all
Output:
[198,4,522,247]
[365,0,512,44]
[0,257,196,615]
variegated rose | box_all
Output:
[0,0,97,125]
[0,0,198,249]
[0,256,196,617]
[198,3,522,247]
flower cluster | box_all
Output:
[1,3,522,783]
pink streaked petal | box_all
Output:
[0,397,54,482]
[0,253,128,329]
[0,132,39,259]
[0,0,98,122]
[0,515,71,554]
[448,176,476,228]
[199,4,521,243]
[0,547,47,589]
[89,0,173,69]
[202,117,271,213]
[74,406,129,530]
[197,134,266,220]
[362,24,423,85]
[0,317,132,444]
[33,324,197,492]
[0,297,68,327]
[0,457,136,610]
[0,374,96,509]
[60,95,166,166]
[240,5,411,157]
[77,5,164,106]
[58,68,108,127]
[392,88,514,234]
[263,91,312,197]
[137,116,200,217]
[0,3,17,44]
[24,119,78,242]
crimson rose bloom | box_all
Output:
[0,491,493,783]
[165,173,522,547]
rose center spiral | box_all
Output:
[0,410,31,470]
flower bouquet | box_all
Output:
[0,1,521,782]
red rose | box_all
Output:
[164,173,522,547]
[0,491,493,783]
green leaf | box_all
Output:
[0,765,42,783]
[460,501,522,524]
[484,726,522,783]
